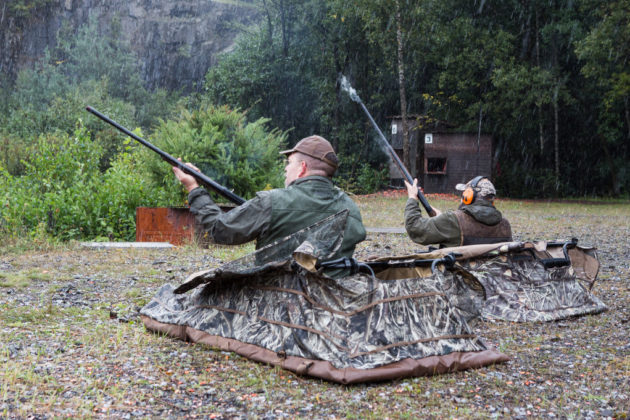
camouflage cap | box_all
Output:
[280,135,338,169]
[455,177,496,197]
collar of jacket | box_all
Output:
[288,175,333,187]
[459,199,503,225]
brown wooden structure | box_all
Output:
[388,116,493,194]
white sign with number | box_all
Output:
[425,133,433,144]
[391,124,397,134]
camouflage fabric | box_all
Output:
[141,212,508,383]
[450,244,607,322]
[142,267,491,369]
[140,214,604,383]
[369,241,607,323]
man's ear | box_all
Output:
[298,160,308,178]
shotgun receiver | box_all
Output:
[340,77,436,216]
[86,106,246,205]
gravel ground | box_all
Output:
[0,197,628,419]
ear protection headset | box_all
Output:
[461,175,485,205]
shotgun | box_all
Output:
[85,106,246,205]
[340,76,436,216]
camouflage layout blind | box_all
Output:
[141,211,508,383]
[141,214,606,382]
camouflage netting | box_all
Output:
[368,240,607,323]
[141,212,509,384]
[141,212,606,382]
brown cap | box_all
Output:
[280,135,338,169]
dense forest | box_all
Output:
[203,0,629,198]
[0,0,628,241]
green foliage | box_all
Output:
[0,132,28,175]
[55,17,145,103]
[204,4,322,138]
[204,0,397,193]
[0,127,168,241]
[7,0,55,20]
[0,17,180,174]
[204,0,628,197]
[334,162,389,195]
[143,104,287,202]
[3,0,629,199]
[91,149,171,240]
[2,78,138,175]
[12,49,68,112]
[574,0,630,195]
[495,165,569,199]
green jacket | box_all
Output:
[404,198,511,247]
[188,176,366,259]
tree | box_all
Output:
[575,0,629,195]
[394,0,410,170]
[0,16,180,174]
[205,0,391,190]
[203,0,628,196]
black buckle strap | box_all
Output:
[430,253,458,273]
[538,238,578,269]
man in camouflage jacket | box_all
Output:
[404,177,512,247]
[173,135,366,260]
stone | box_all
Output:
[0,1,259,92]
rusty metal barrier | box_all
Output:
[135,206,234,246]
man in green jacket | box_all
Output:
[172,135,366,260]
[404,176,512,248]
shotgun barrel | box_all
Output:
[340,77,436,216]
[85,106,246,205]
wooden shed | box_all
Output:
[388,116,493,194]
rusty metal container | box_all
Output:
[136,207,201,245]
[135,205,234,246]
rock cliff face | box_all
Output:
[0,0,259,92]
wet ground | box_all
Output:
[1,199,629,418]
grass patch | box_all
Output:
[204,243,255,261]
[355,192,630,228]
[0,269,52,288]
[0,303,90,326]
[0,306,54,326]
[124,287,144,300]
[0,235,78,255]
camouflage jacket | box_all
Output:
[188,176,366,258]
[404,198,510,247]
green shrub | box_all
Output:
[142,104,288,203]
[12,49,68,112]
[2,77,149,174]
[0,131,88,239]
[0,104,285,241]
[0,132,28,175]
[495,165,571,199]
[0,126,169,241]
[334,161,389,195]
[91,149,171,240]
[356,163,389,194]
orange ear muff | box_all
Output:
[460,175,485,205]
[461,188,475,205]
